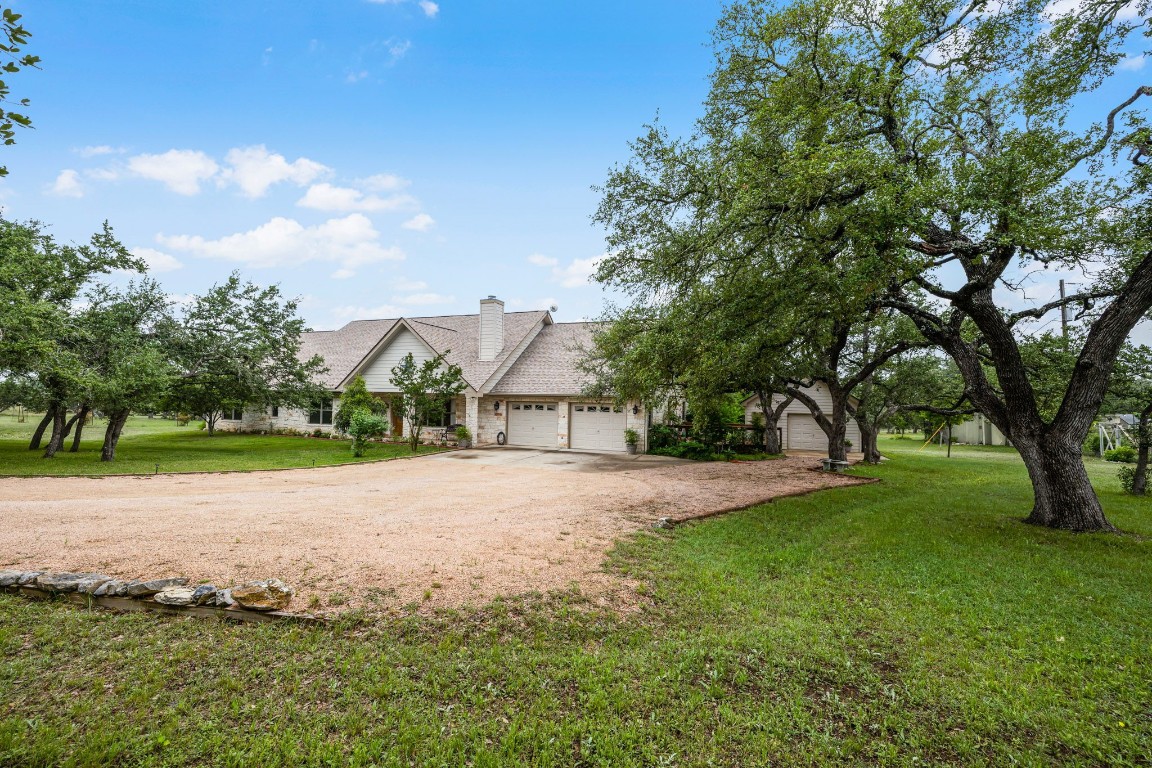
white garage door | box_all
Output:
[787,413,825,450]
[507,402,558,448]
[570,404,626,452]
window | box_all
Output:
[270,406,279,418]
[224,407,243,421]
[421,399,454,427]
[308,398,333,425]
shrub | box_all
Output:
[1083,430,1102,456]
[1117,465,1139,494]
[648,424,678,450]
[1104,445,1137,463]
[348,411,388,457]
[650,440,713,461]
[455,425,472,442]
[624,428,639,445]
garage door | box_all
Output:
[787,413,825,450]
[570,404,626,452]
[507,402,558,448]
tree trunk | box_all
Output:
[756,389,784,454]
[42,404,68,458]
[1017,437,1116,532]
[204,412,217,436]
[826,408,849,462]
[69,406,91,452]
[28,411,53,450]
[856,419,881,463]
[101,409,131,462]
[1133,406,1151,496]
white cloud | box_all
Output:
[220,145,330,198]
[130,247,183,273]
[527,253,605,287]
[331,268,356,280]
[553,255,605,288]
[127,149,220,195]
[48,169,84,198]
[395,292,454,305]
[297,182,416,212]
[346,70,370,83]
[156,213,404,276]
[359,173,410,192]
[75,145,124,158]
[85,167,121,181]
[402,213,435,231]
[392,277,428,291]
[419,1,439,17]
[332,303,405,320]
[1119,55,1147,72]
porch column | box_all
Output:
[465,395,480,444]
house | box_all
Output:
[741,384,863,451]
[950,413,1009,446]
[221,296,648,452]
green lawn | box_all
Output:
[0,413,443,475]
[0,438,1148,766]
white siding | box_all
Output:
[359,327,436,392]
[478,298,504,362]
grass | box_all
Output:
[0,413,444,476]
[0,438,1149,765]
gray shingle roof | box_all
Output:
[489,322,602,396]
[300,310,551,391]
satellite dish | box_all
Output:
[549,304,558,313]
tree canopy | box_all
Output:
[594,0,1151,531]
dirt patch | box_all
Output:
[0,454,867,613]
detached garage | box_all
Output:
[570,404,626,452]
[507,402,558,448]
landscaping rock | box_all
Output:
[93,580,124,597]
[35,572,92,592]
[0,570,22,587]
[125,577,188,597]
[230,579,293,611]
[191,584,217,606]
[215,588,235,607]
[153,587,197,606]
[17,571,44,586]
[75,575,114,594]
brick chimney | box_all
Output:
[478,295,504,361]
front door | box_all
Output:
[390,404,404,437]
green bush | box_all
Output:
[1117,465,1139,494]
[648,424,678,450]
[1083,430,1102,456]
[348,411,388,457]
[1104,445,1137,463]
[649,440,715,461]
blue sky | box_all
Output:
[0,1,722,328]
[1,0,1147,341]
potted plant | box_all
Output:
[624,428,639,454]
[455,424,473,449]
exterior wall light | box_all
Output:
[493,401,501,412]
[632,405,639,415]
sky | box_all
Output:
[0,0,1148,340]
[0,1,722,328]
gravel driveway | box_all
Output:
[0,450,867,612]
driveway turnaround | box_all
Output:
[0,450,867,612]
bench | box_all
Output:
[821,458,851,472]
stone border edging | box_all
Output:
[0,445,457,480]
[2,585,324,624]
[656,473,881,528]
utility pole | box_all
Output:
[1059,279,1068,339]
